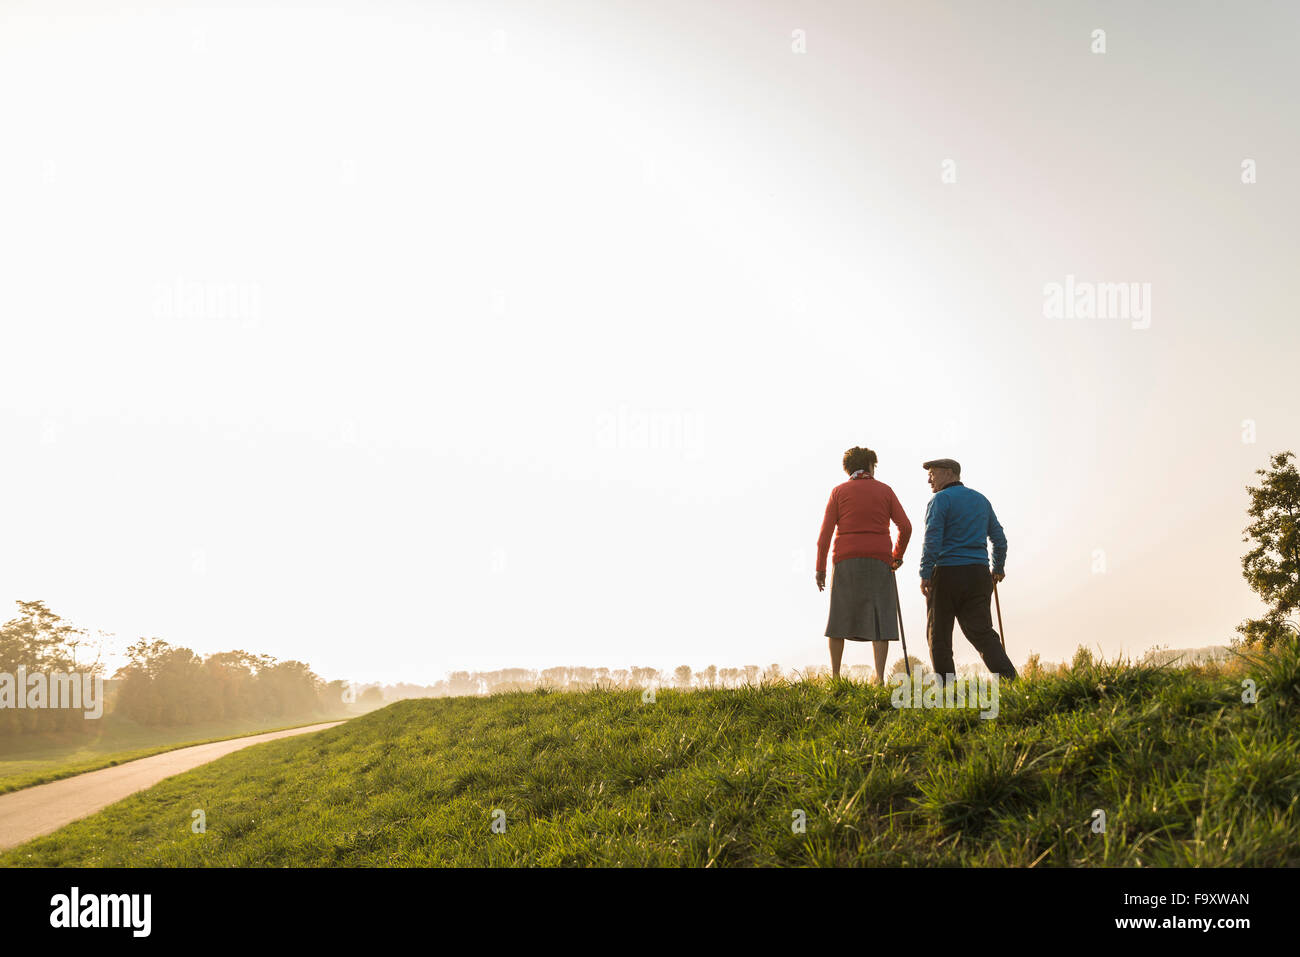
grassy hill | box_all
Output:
[3,643,1297,867]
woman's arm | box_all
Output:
[890,488,912,565]
[816,489,838,585]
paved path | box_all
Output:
[0,721,346,851]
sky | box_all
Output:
[1,0,1297,685]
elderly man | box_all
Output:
[918,458,1018,681]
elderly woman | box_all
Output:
[816,446,912,683]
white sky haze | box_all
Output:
[1,0,1297,684]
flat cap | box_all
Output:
[922,458,961,474]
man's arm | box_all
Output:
[988,503,1007,578]
[919,496,944,581]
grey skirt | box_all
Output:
[825,557,899,641]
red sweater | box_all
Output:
[816,475,912,572]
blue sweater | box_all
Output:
[919,483,1007,579]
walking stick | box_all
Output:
[993,580,1005,652]
[891,568,911,678]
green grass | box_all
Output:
[2,644,1298,867]
[0,713,352,795]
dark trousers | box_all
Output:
[927,564,1018,679]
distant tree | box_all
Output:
[701,665,718,688]
[673,665,693,689]
[256,659,322,716]
[889,656,924,676]
[0,600,90,674]
[446,671,477,696]
[0,601,101,735]
[324,679,352,710]
[203,650,260,719]
[493,668,535,689]
[358,686,384,708]
[763,663,783,684]
[115,639,208,725]
[743,665,759,685]
[1237,451,1300,649]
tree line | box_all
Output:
[113,638,348,727]
[0,600,348,736]
[368,664,788,699]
